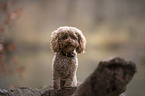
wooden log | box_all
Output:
[42,87,77,96]
[72,57,137,96]
[0,87,43,96]
[0,57,137,96]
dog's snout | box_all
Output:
[68,41,72,43]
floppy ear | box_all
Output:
[50,32,60,53]
[76,33,86,54]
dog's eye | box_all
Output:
[71,36,77,40]
[62,36,67,40]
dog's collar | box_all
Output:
[62,51,76,57]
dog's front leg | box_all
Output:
[64,77,74,87]
[53,74,60,89]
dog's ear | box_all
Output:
[76,32,86,54]
[50,32,60,53]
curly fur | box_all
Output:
[50,26,86,89]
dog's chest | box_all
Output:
[53,54,78,77]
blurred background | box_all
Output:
[0,0,145,96]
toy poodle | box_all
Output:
[50,26,86,89]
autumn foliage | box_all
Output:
[0,0,23,88]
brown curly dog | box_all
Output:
[50,26,86,89]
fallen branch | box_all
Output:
[0,87,43,96]
[72,57,136,96]
[0,57,137,96]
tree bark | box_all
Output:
[72,57,136,96]
[0,57,137,96]
[0,87,43,96]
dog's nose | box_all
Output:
[68,41,72,43]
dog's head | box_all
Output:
[50,26,86,54]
